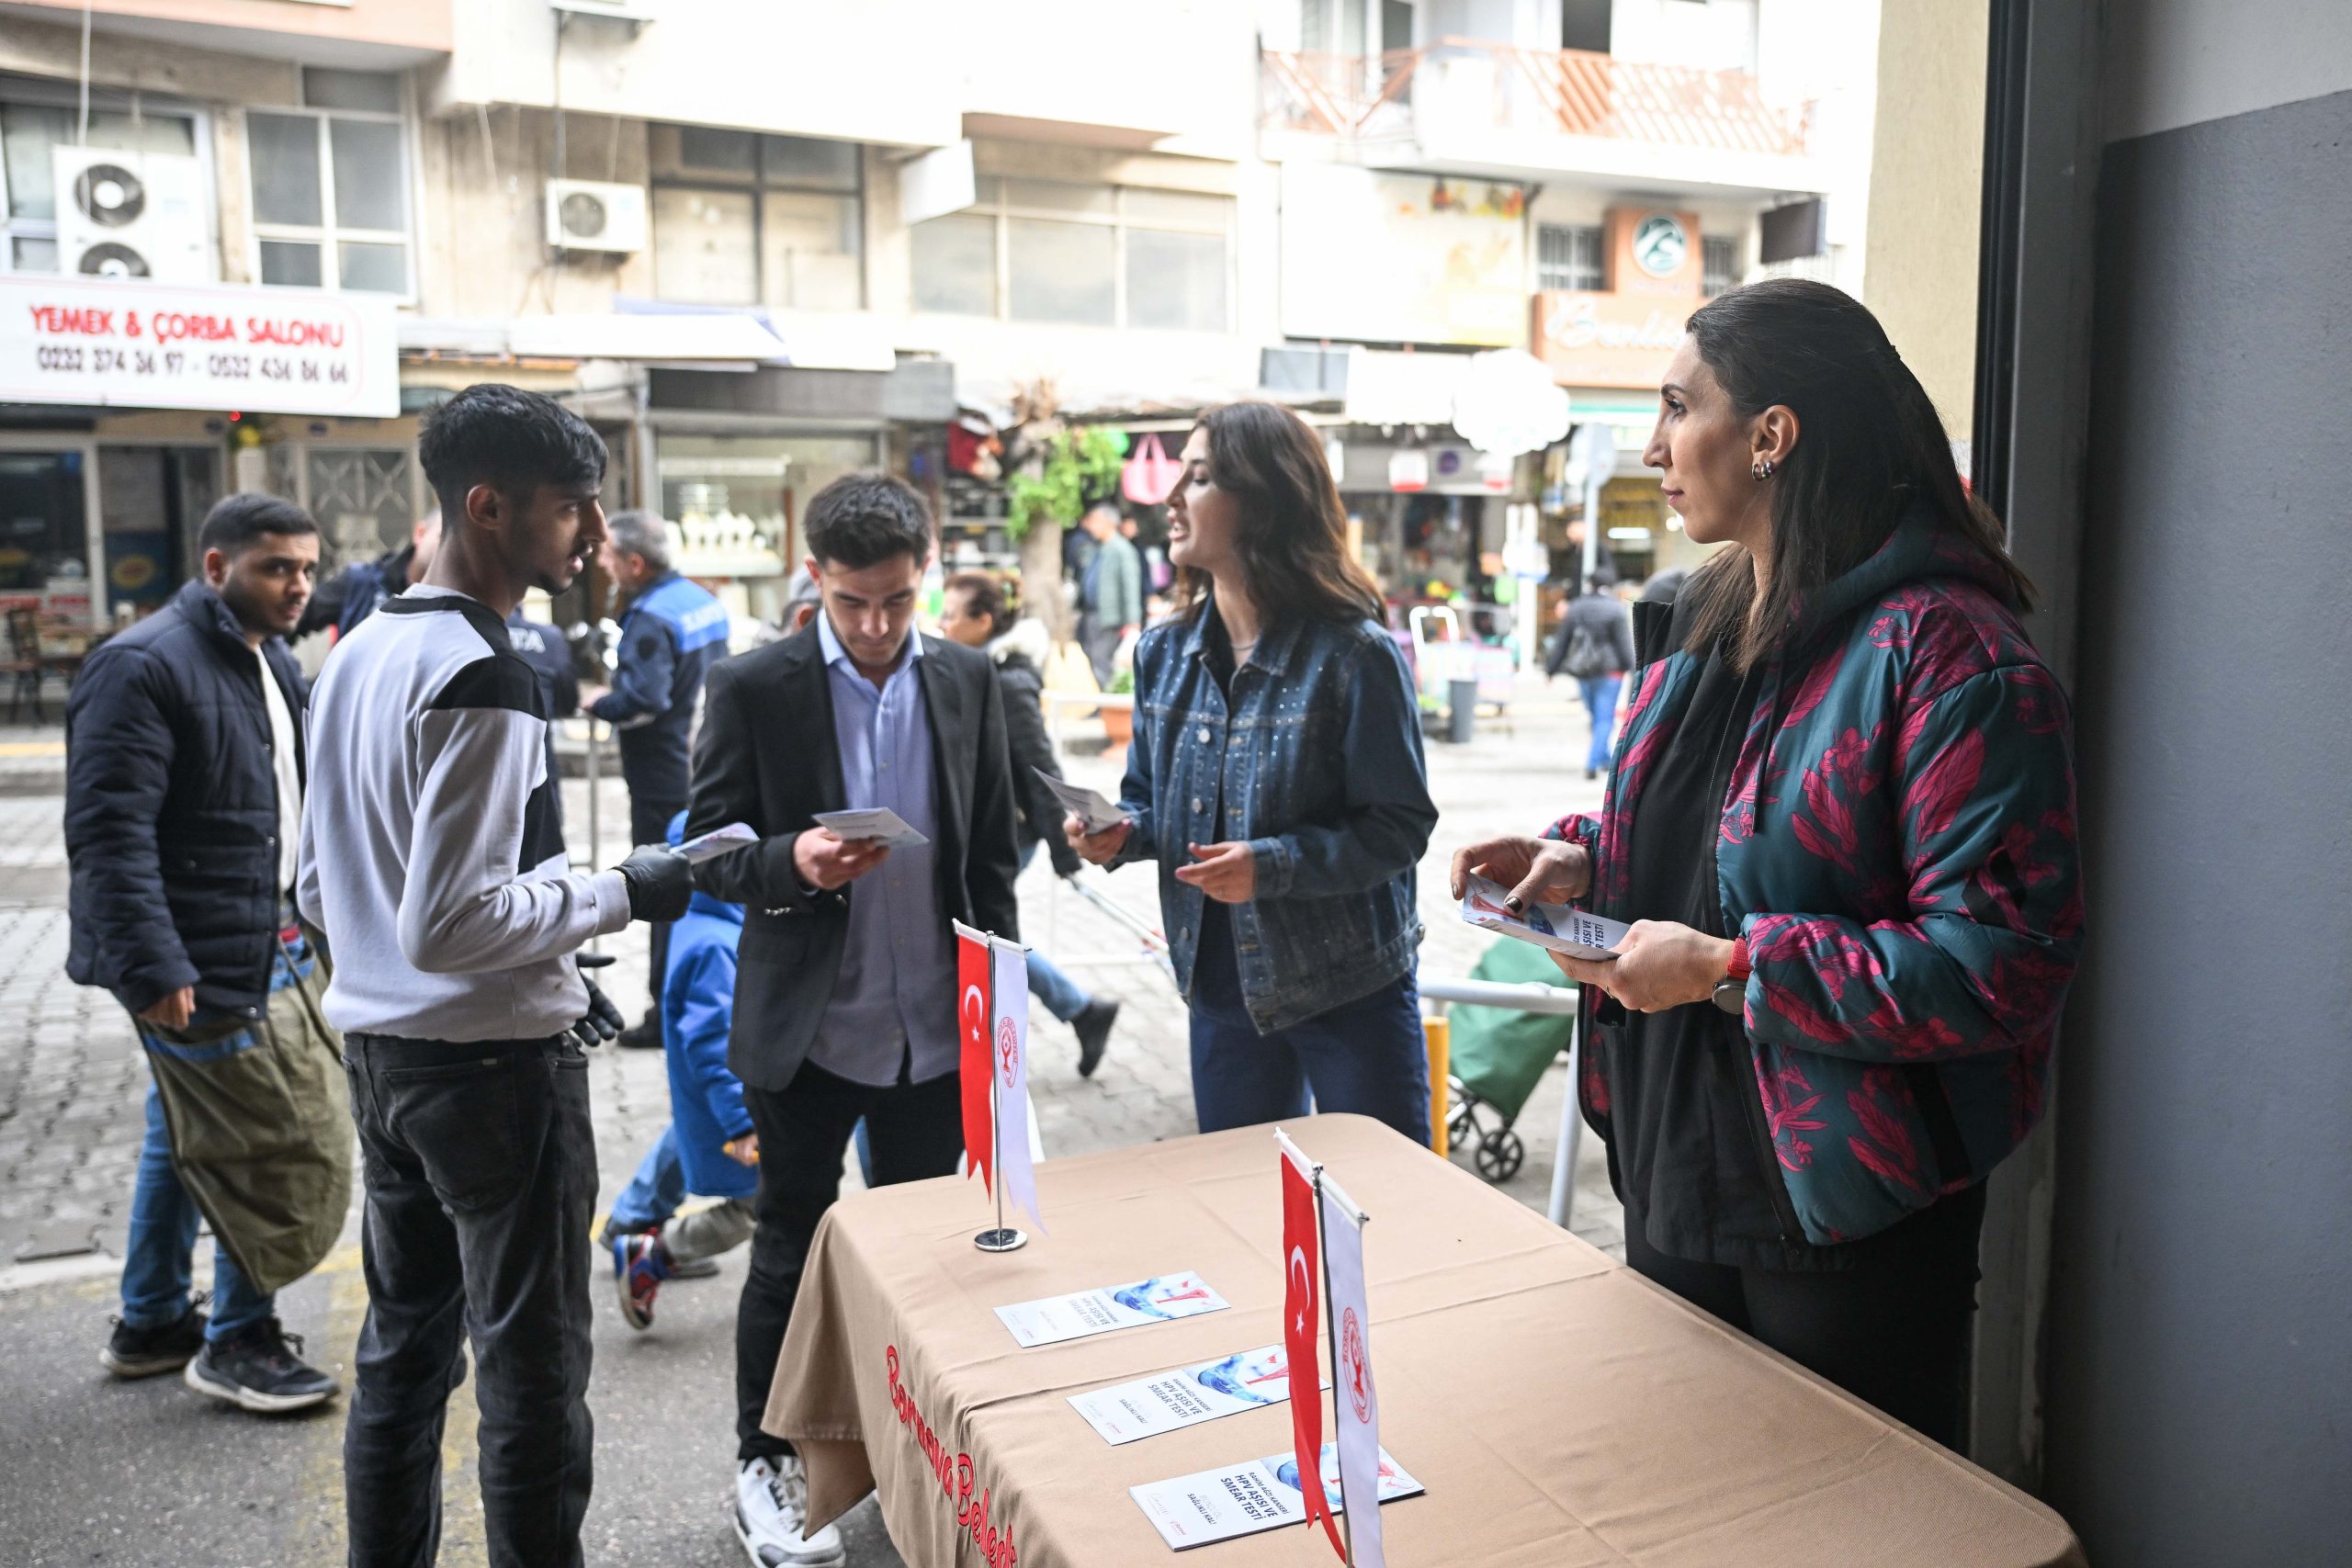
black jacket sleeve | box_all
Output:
[1608,601,1636,672]
[967,660,1024,941]
[63,646,195,1012]
[686,658,819,913]
[293,570,349,643]
[998,664,1081,876]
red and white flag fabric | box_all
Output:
[1320,1175,1384,1568]
[1277,1128,1344,1558]
[955,922,994,1195]
[990,937,1046,1234]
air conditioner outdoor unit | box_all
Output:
[51,147,212,283]
[546,179,649,254]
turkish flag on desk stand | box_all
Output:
[1321,1175,1385,1568]
[1278,1130,1345,1558]
[989,938,1046,1234]
[956,925,994,1194]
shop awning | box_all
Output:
[400,313,789,365]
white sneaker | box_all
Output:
[733,1455,845,1568]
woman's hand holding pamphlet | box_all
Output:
[1459,873,1629,961]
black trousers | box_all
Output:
[342,1034,597,1568]
[736,1059,963,1462]
[1623,1183,1988,1450]
[628,792,685,1012]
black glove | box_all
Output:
[570,953,626,1048]
[616,842,693,923]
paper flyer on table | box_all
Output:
[994,1271,1229,1348]
[1459,873,1629,960]
[1069,1344,1325,1446]
[1129,1443,1424,1551]
[676,822,758,864]
[1034,768,1126,833]
[812,807,930,849]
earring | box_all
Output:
[1752,457,1775,480]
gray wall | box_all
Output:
[2044,71,2352,1564]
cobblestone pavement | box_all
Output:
[0,675,1622,1565]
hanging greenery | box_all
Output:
[1006,426,1128,542]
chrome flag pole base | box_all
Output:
[972,1227,1028,1253]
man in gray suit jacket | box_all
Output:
[686,472,1021,1568]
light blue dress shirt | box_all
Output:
[808,613,956,1087]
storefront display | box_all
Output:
[656,432,877,626]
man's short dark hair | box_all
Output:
[197,492,317,557]
[804,473,933,571]
[1085,498,1122,522]
[418,383,606,525]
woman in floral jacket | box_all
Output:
[1452,278,2081,1448]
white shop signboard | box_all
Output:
[0,275,398,419]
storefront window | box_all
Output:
[0,450,89,599]
[656,433,878,626]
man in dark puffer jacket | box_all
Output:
[66,493,342,1414]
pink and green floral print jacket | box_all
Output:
[1548,505,2083,1246]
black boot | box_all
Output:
[616,1010,663,1050]
[1072,999,1120,1079]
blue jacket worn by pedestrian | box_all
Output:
[293,543,412,643]
[662,876,756,1201]
[65,579,306,1017]
[1114,599,1436,1033]
[592,571,728,802]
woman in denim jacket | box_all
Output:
[1068,402,1437,1143]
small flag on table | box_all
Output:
[989,936,1045,1235]
[1277,1128,1344,1558]
[956,924,994,1194]
[1321,1173,1384,1568]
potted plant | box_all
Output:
[1100,667,1135,747]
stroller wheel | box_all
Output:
[1475,1129,1525,1183]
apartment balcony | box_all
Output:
[1261,39,1821,197]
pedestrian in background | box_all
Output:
[66,492,345,1413]
[1451,278,2081,1449]
[302,384,692,1568]
[938,570,1121,1076]
[581,511,729,1048]
[606,811,759,1333]
[1547,570,1636,779]
[1074,497,1142,688]
[1067,402,1436,1144]
[688,474,1022,1568]
[297,506,440,645]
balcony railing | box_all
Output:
[1261,39,1807,158]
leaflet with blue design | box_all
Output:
[993,1271,1229,1348]
[1069,1343,1326,1445]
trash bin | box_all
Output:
[1447,677,1477,744]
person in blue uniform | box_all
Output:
[582,511,729,1047]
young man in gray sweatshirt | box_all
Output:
[299,383,692,1568]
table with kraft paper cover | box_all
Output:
[764,1113,2086,1568]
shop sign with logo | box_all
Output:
[1532,292,1690,390]
[1604,207,1702,299]
[0,275,397,418]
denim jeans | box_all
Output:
[1185,905,1430,1146]
[1578,675,1622,772]
[342,1033,597,1568]
[607,1125,684,1234]
[120,1084,274,1343]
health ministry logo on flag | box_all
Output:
[1322,1174,1385,1568]
[1277,1128,1343,1559]
[956,924,994,1194]
[990,936,1045,1235]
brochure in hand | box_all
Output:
[1034,768,1126,834]
[1459,872,1628,961]
[994,1271,1230,1348]
[676,822,759,864]
[811,807,930,849]
[1069,1343,1325,1446]
[1129,1442,1424,1551]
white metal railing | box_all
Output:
[1419,974,1586,1227]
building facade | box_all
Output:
[0,0,1871,633]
